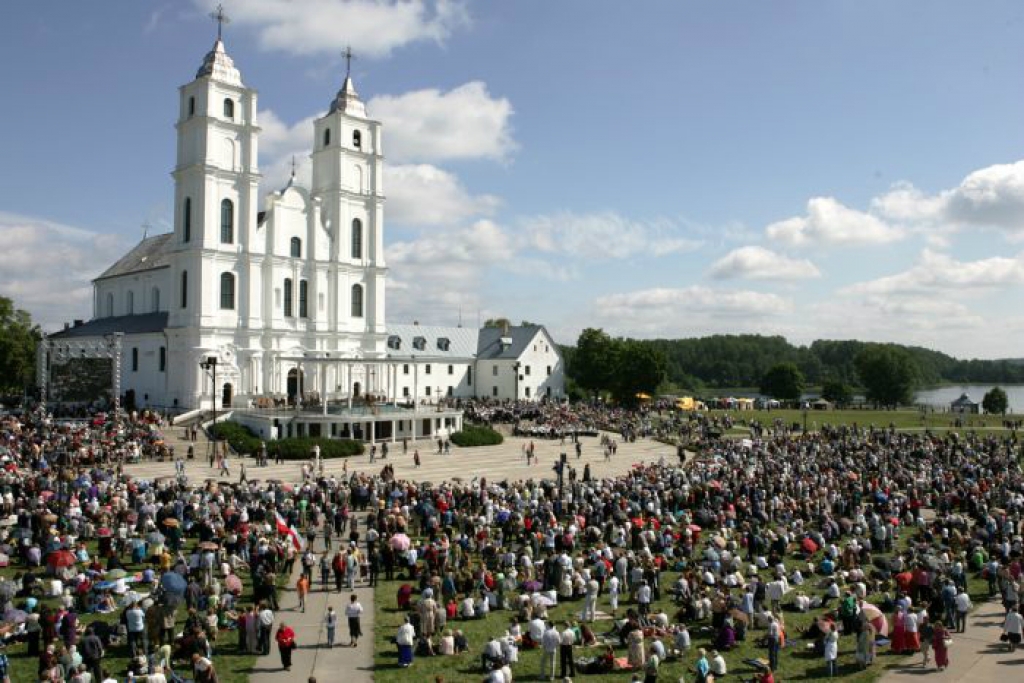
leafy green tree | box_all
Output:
[570,328,620,398]
[759,362,805,401]
[483,317,511,329]
[821,379,853,407]
[855,344,918,408]
[613,340,667,404]
[982,386,1009,415]
[0,296,41,394]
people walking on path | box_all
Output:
[275,622,296,671]
[324,606,337,648]
[346,594,364,647]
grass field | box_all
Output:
[1,536,273,683]
[372,532,992,683]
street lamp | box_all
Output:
[199,356,218,454]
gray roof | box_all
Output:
[48,312,169,339]
[385,324,478,359]
[95,233,174,281]
[477,325,544,360]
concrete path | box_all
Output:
[247,539,375,683]
[879,599,1021,682]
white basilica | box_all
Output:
[41,33,564,441]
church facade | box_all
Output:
[41,35,564,421]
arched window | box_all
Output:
[188,96,195,118]
[220,272,235,310]
[151,287,160,312]
[353,130,362,149]
[323,128,331,147]
[290,237,301,258]
[127,291,134,315]
[351,218,362,259]
[131,348,139,372]
[223,98,234,119]
[298,280,308,318]
[283,278,293,317]
[180,270,188,309]
[183,197,192,242]
[350,284,364,318]
[106,293,114,317]
[220,199,234,244]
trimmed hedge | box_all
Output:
[209,421,262,454]
[209,422,364,459]
[274,437,364,460]
[450,424,504,447]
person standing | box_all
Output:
[767,612,781,672]
[296,574,310,612]
[396,616,415,667]
[275,622,296,671]
[932,621,951,671]
[559,621,576,679]
[540,621,560,681]
[258,603,274,655]
[319,605,335,649]
[824,623,839,677]
[954,587,972,633]
[346,594,364,647]
[1004,605,1024,652]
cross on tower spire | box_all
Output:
[290,155,297,178]
[210,3,230,40]
[342,45,356,78]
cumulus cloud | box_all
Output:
[708,246,821,281]
[767,197,904,247]
[520,211,701,260]
[369,82,516,163]
[943,160,1024,230]
[0,212,126,331]
[842,249,1024,296]
[192,0,469,58]
[386,164,499,227]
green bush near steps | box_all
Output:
[209,422,364,458]
[449,424,504,447]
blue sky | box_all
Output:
[2,0,1024,357]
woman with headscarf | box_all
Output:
[396,615,416,667]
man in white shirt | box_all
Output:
[954,588,972,633]
[481,635,504,671]
[1004,606,1024,652]
[540,622,560,681]
[710,649,728,676]
[527,616,545,648]
[559,621,577,679]
[258,603,274,655]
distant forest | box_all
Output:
[564,334,1024,391]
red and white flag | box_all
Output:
[275,511,305,551]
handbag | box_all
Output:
[943,637,953,648]
[1000,633,1009,642]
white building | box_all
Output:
[39,33,564,438]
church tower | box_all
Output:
[310,56,387,351]
[169,26,260,331]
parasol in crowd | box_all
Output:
[225,574,243,594]
[46,549,76,568]
[96,527,112,538]
[106,568,127,580]
[390,533,411,551]
[160,572,186,595]
[861,603,889,637]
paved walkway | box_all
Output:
[879,599,1020,682]
[248,543,375,683]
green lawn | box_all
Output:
[1,536,277,683]
[373,529,993,683]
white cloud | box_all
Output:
[0,212,126,331]
[842,249,1024,296]
[943,160,1024,230]
[767,197,904,247]
[369,82,515,163]
[708,245,821,281]
[192,0,469,58]
[386,164,499,227]
[520,211,701,260]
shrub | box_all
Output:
[273,437,364,460]
[450,424,504,447]
[209,421,262,454]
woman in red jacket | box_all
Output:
[275,622,296,671]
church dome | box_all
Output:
[328,76,367,118]
[196,39,242,86]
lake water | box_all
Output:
[914,384,1024,413]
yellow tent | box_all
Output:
[635,392,652,401]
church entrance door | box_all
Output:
[222,383,233,408]
[353,381,361,398]
[287,368,304,405]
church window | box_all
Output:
[223,98,234,119]
[467,367,472,386]
[403,387,409,397]
[290,237,301,258]
[131,348,139,372]
[525,387,531,398]
[437,337,450,351]
[152,287,160,312]
[183,197,192,242]
[403,364,409,375]
[188,97,195,118]
[492,365,498,376]
[425,364,431,375]
[387,336,401,350]
[283,279,293,317]
[159,346,166,372]
[448,364,454,375]
[299,280,308,318]
[323,128,331,147]
[353,130,362,149]
[351,219,362,259]
[220,272,235,310]
[447,386,453,397]
[547,365,552,376]
[180,271,188,308]
[220,199,234,244]
[127,291,134,315]
[425,386,431,396]
[525,365,531,376]
[106,293,114,317]
[350,284,363,317]
[412,336,426,351]
[492,386,498,397]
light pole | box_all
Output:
[200,356,218,456]
[513,361,521,401]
